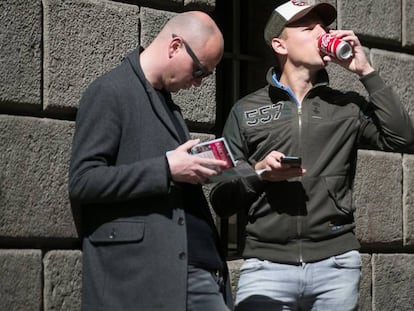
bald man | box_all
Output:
[69,11,233,311]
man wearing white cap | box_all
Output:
[211,1,414,310]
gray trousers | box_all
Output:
[187,265,231,311]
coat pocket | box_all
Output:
[88,221,145,244]
[324,175,353,215]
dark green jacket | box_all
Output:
[211,67,414,264]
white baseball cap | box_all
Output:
[264,0,337,46]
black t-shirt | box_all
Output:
[156,89,223,271]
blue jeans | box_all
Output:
[187,265,230,311]
[235,250,361,311]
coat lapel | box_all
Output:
[146,87,183,143]
[173,108,191,141]
[126,48,183,144]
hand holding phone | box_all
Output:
[281,156,302,168]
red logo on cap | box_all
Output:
[291,0,307,6]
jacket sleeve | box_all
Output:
[68,80,171,204]
[210,104,266,218]
[357,71,414,151]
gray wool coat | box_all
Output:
[69,47,232,311]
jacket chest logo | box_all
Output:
[244,102,284,126]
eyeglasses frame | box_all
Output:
[172,33,213,79]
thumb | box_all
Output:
[176,139,200,152]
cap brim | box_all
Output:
[287,3,337,28]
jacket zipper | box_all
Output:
[297,104,303,263]
[272,73,304,263]
[286,95,304,263]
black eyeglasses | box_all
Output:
[172,33,213,79]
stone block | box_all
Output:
[326,47,370,96]
[359,253,372,311]
[140,7,217,129]
[339,0,401,43]
[139,7,175,47]
[371,49,414,120]
[43,250,82,311]
[0,0,41,107]
[328,48,414,124]
[0,249,42,311]
[137,0,215,11]
[227,258,243,301]
[172,78,217,130]
[403,0,414,47]
[403,154,414,246]
[43,0,139,113]
[353,150,402,246]
[191,132,215,142]
[0,115,77,239]
[184,0,216,11]
[136,0,182,11]
[372,254,414,310]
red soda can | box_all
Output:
[318,34,353,60]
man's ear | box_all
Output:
[169,37,181,58]
[271,37,287,56]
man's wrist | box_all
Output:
[357,64,375,77]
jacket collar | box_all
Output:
[266,66,330,90]
[125,47,187,144]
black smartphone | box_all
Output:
[281,156,302,167]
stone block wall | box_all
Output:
[0,0,413,310]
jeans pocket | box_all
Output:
[240,258,265,273]
[332,250,361,269]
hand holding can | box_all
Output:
[318,33,353,61]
